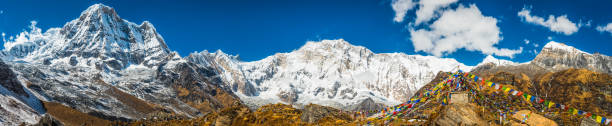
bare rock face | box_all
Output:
[349,97,386,114]
[531,41,611,74]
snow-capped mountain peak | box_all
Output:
[542,41,588,54]
[78,3,121,23]
[2,3,171,70]
[190,39,474,110]
[533,41,610,73]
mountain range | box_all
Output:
[0,4,609,125]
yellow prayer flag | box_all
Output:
[504,88,511,93]
[526,95,532,102]
[596,116,602,122]
[548,101,554,108]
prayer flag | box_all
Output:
[597,116,603,124]
[495,84,501,90]
[548,101,555,108]
[538,98,545,103]
[488,82,494,87]
[512,90,519,96]
[517,91,523,96]
[586,112,592,118]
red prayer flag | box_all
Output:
[538,98,545,103]
[586,112,592,117]
[516,91,523,96]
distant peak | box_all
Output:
[477,55,519,66]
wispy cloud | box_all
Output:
[596,22,612,35]
[517,7,579,35]
[391,0,416,22]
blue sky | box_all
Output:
[0,0,610,65]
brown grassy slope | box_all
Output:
[42,101,111,126]
[532,68,612,116]
[118,103,355,126]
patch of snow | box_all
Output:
[543,41,589,54]
[476,55,519,66]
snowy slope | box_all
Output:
[191,39,473,110]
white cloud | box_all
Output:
[547,36,552,40]
[0,10,3,14]
[410,4,522,58]
[524,39,530,44]
[392,0,416,22]
[534,43,539,47]
[596,22,612,35]
[414,0,458,25]
[532,49,538,55]
[517,7,579,35]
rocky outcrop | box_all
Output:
[301,104,351,123]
